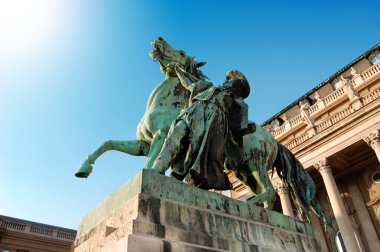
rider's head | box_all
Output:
[222,70,250,99]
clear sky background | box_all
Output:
[1,0,379,230]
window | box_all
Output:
[335,230,364,252]
[307,96,316,106]
[271,118,284,130]
[332,78,343,90]
[370,54,380,64]
[335,230,346,252]
[371,171,380,183]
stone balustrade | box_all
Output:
[315,106,353,133]
[361,62,380,83]
[284,86,380,149]
[0,218,76,241]
[57,231,77,240]
[1,220,26,231]
[323,87,346,107]
[289,114,303,127]
[269,62,380,146]
[309,102,321,114]
[30,226,53,236]
[362,87,380,105]
[287,132,309,149]
[272,88,347,138]
[272,124,287,137]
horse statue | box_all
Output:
[75,37,329,226]
[75,37,207,177]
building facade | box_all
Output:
[230,43,380,251]
[0,215,76,252]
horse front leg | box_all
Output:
[75,140,150,178]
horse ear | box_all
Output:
[196,61,207,68]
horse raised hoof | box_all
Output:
[75,160,93,178]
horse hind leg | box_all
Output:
[246,176,276,209]
[245,159,276,210]
[75,140,150,178]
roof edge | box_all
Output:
[261,42,380,126]
[0,214,76,234]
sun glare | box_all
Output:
[0,0,64,60]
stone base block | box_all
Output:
[73,169,320,251]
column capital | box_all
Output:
[277,185,290,195]
[274,182,290,195]
[314,157,332,175]
[363,129,380,149]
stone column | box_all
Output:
[347,182,380,252]
[275,183,294,217]
[314,158,360,252]
[363,129,380,161]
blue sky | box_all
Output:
[1,0,379,229]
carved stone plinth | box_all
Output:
[73,169,320,251]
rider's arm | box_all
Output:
[175,65,212,94]
[175,66,194,91]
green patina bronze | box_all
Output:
[75,37,206,177]
[75,37,330,227]
[151,67,252,191]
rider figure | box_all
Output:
[152,65,254,190]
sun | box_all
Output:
[0,0,64,59]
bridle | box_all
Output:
[152,45,194,76]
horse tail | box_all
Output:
[273,142,331,227]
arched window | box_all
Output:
[335,230,346,252]
[371,171,380,183]
[335,230,364,252]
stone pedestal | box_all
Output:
[73,169,320,251]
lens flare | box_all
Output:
[0,0,64,60]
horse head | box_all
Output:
[150,37,207,80]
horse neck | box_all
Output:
[146,75,189,109]
[159,74,179,88]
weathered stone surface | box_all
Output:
[73,169,320,251]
